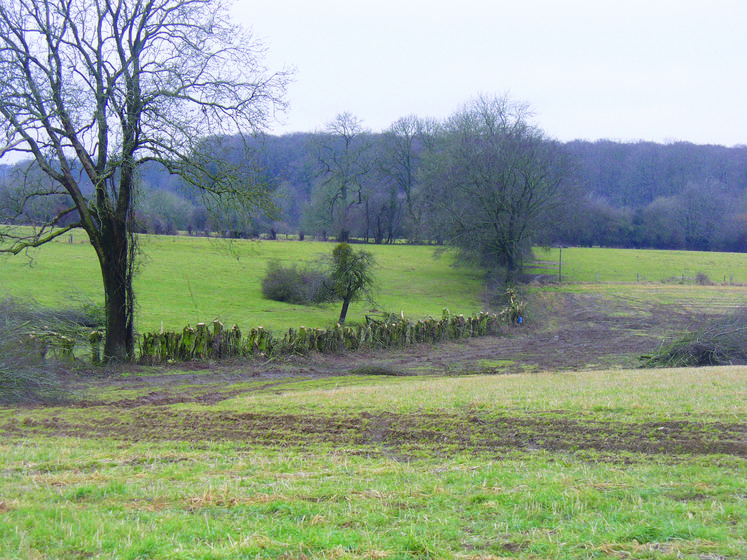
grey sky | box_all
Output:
[235,0,747,146]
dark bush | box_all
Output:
[695,272,713,286]
[641,307,747,367]
[261,261,303,303]
[261,260,333,305]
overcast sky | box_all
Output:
[233,0,747,146]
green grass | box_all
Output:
[534,282,747,317]
[2,439,743,559]
[3,234,746,558]
[1,366,745,559]
[1,233,484,331]
[209,365,747,417]
[533,247,747,284]
[2,232,745,332]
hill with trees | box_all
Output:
[3,129,746,253]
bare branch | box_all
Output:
[0,222,79,255]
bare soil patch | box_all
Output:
[3,408,745,460]
[83,290,705,393]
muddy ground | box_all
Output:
[79,290,707,391]
[4,291,745,460]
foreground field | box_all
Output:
[1,363,745,559]
[2,283,746,559]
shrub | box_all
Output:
[261,260,303,303]
[0,298,82,404]
[641,306,747,367]
[261,260,333,305]
[695,272,713,286]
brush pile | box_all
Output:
[0,298,83,403]
[642,307,747,367]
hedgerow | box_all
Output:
[135,308,516,364]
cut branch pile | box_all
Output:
[641,307,747,367]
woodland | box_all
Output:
[3,133,745,253]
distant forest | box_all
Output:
[2,135,746,253]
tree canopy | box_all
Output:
[329,242,375,325]
[422,95,571,282]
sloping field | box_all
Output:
[0,234,484,331]
[2,233,745,332]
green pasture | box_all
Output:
[0,233,484,332]
[1,231,745,333]
[2,232,746,559]
[1,366,745,559]
[533,246,747,284]
[209,363,747,417]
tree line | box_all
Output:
[5,115,745,254]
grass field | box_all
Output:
[1,232,745,333]
[0,233,485,331]
[1,234,746,558]
[532,246,747,285]
[0,366,745,559]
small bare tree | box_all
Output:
[0,0,290,361]
[310,112,372,242]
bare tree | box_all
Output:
[0,0,290,361]
[423,95,570,283]
[309,112,372,242]
[378,115,423,242]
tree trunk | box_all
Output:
[102,268,134,362]
[503,251,519,286]
[97,224,135,362]
[338,297,351,325]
